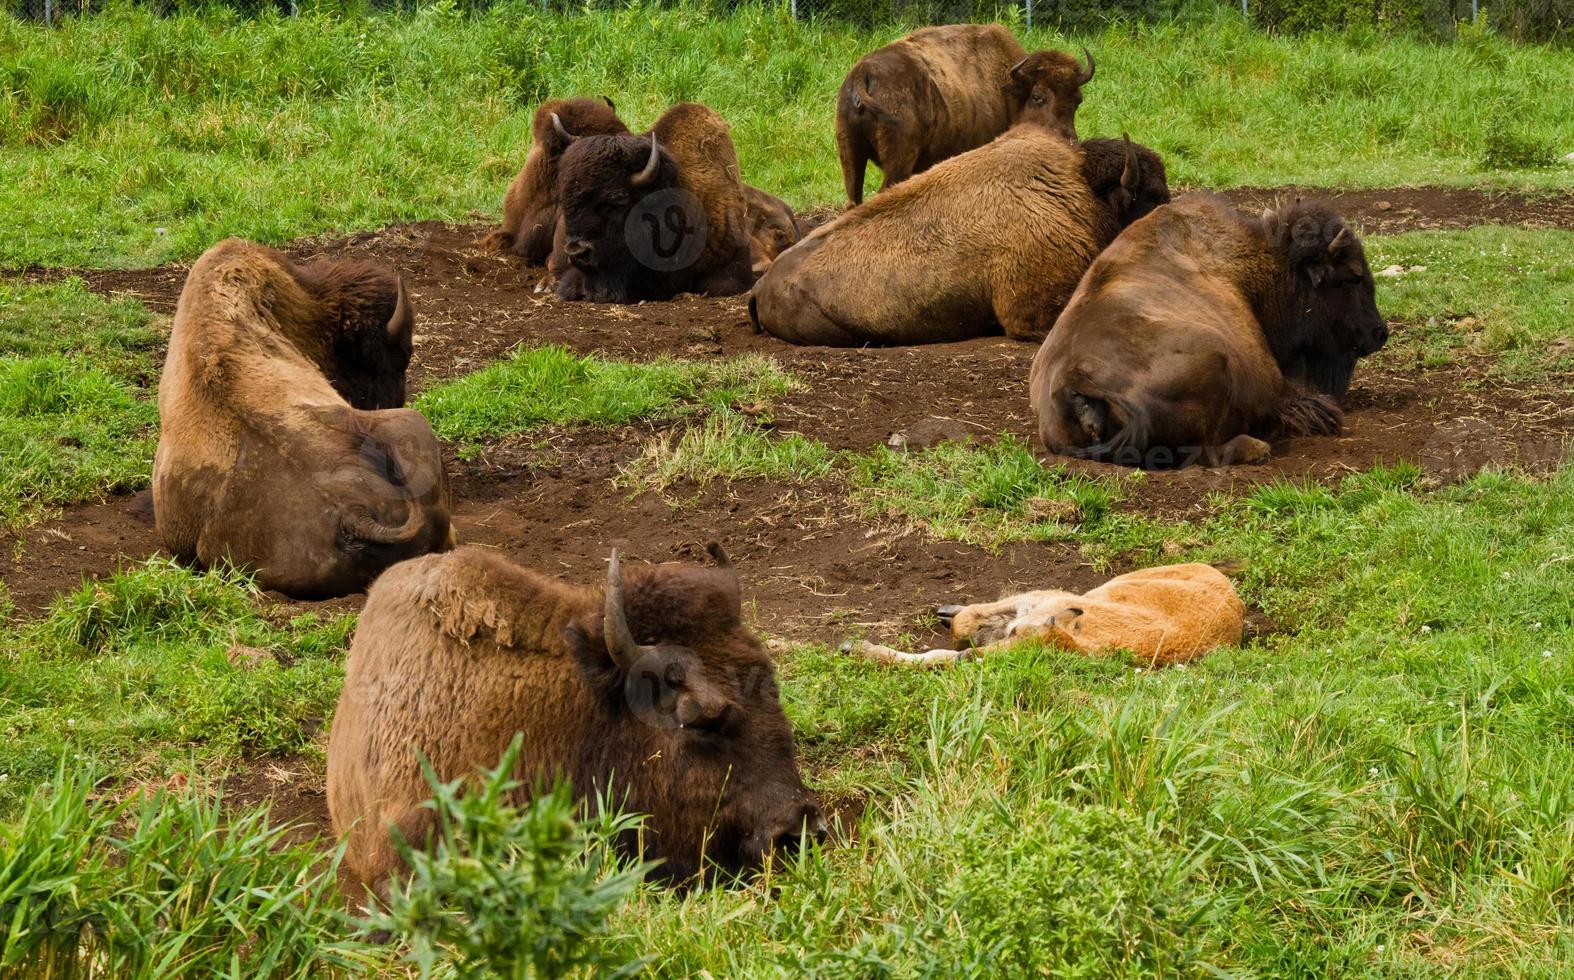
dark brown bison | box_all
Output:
[750,132,1168,347]
[153,239,453,599]
[835,25,1095,204]
[552,103,756,303]
[1030,195,1389,468]
[327,544,823,905]
[478,96,628,266]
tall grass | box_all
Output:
[1,3,1571,267]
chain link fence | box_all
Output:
[3,0,1568,40]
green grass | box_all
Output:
[414,344,796,443]
[1,4,1571,268]
[0,279,161,529]
[0,559,353,812]
[617,409,838,491]
[1371,226,1574,376]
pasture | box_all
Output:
[2,3,1574,976]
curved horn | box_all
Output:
[1327,226,1350,255]
[550,112,577,145]
[1077,46,1096,85]
[387,277,410,339]
[600,94,616,111]
[603,549,644,668]
[1120,133,1139,191]
[705,541,733,569]
[630,133,661,189]
[1008,55,1031,81]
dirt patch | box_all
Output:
[1214,186,1574,235]
[221,755,331,849]
[5,210,1574,641]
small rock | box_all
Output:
[1376,264,1406,278]
[1376,200,1392,211]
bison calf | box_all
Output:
[552,103,757,303]
[479,96,628,266]
[751,132,1168,346]
[328,545,822,905]
[852,563,1244,667]
[153,239,453,599]
[1030,195,1388,468]
[836,25,1094,204]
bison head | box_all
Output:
[1005,47,1094,143]
[291,259,414,411]
[1082,135,1171,231]
[1265,201,1389,398]
[531,95,626,157]
[562,548,823,883]
[553,130,700,303]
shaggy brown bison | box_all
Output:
[835,25,1095,204]
[478,96,628,265]
[1030,195,1388,468]
[153,239,453,599]
[750,132,1168,346]
[327,545,823,905]
[553,102,756,303]
[742,183,801,274]
[852,563,1245,667]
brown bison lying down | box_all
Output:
[479,96,628,265]
[751,132,1168,346]
[1030,195,1388,468]
[153,239,453,598]
[552,103,765,303]
[327,545,822,904]
[851,563,1244,667]
[836,23,1095,204]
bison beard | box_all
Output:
[151,239,454,598]
[750,129,1168,347]
[1030,195,1388,469]
[326,546,823,908]
[551,103,755,304]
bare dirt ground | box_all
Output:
[8,189,1574,643]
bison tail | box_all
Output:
[1052,388,1150,464]
[850,76,897,124]
[1274,382,1343,437]
[341,500,429,547]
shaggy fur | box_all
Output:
[153,239,453,598]
[478,96,628,265]
[750,130,1168,346]
[835,24,1028,205]
[553,103,756,303]
[1003,48,1095,143]
[854,563,1245,667]
[327,546,820,907]
[742,183,801,274]
[1029,195,1388,469]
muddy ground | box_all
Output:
[8,186,1574,645]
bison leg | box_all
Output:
[1204,435,1272,467]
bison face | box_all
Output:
[563,550,822,883]
[1005,48,1095,143]
[1277,209,1389,397]
[553,133,690,304]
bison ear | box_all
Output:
[563,621,624,700]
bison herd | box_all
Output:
[136,24,1395,899]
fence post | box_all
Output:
[1471,0,1478,19]
[1025,0,1032,29]
[43,0,53,26]
[1241,0,1248,19]
[790,0,798,19]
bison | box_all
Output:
[851,563,1244,667]
[1030,195,1388,468]
[327,544,823,905]
[478,96,629,266]
[835,25,1094,204]
[750,131,1168,347]
[153,239,453,599]
[742,183,801,275]
[552,102,757,303]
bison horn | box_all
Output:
[387,277,409,339]
[600,94,616,111]
[1008,56,1031,82]
[1120,133,1139,192]
[1077,46,1095,85]
[550,112,577,145]
[630,133,662,188]
[706,541,733,569]
[1327,226,1350,256]
[604,549,646,668]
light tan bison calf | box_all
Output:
[153,239,453,599]
[327,545,822,907]
[852,563,1244,667]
